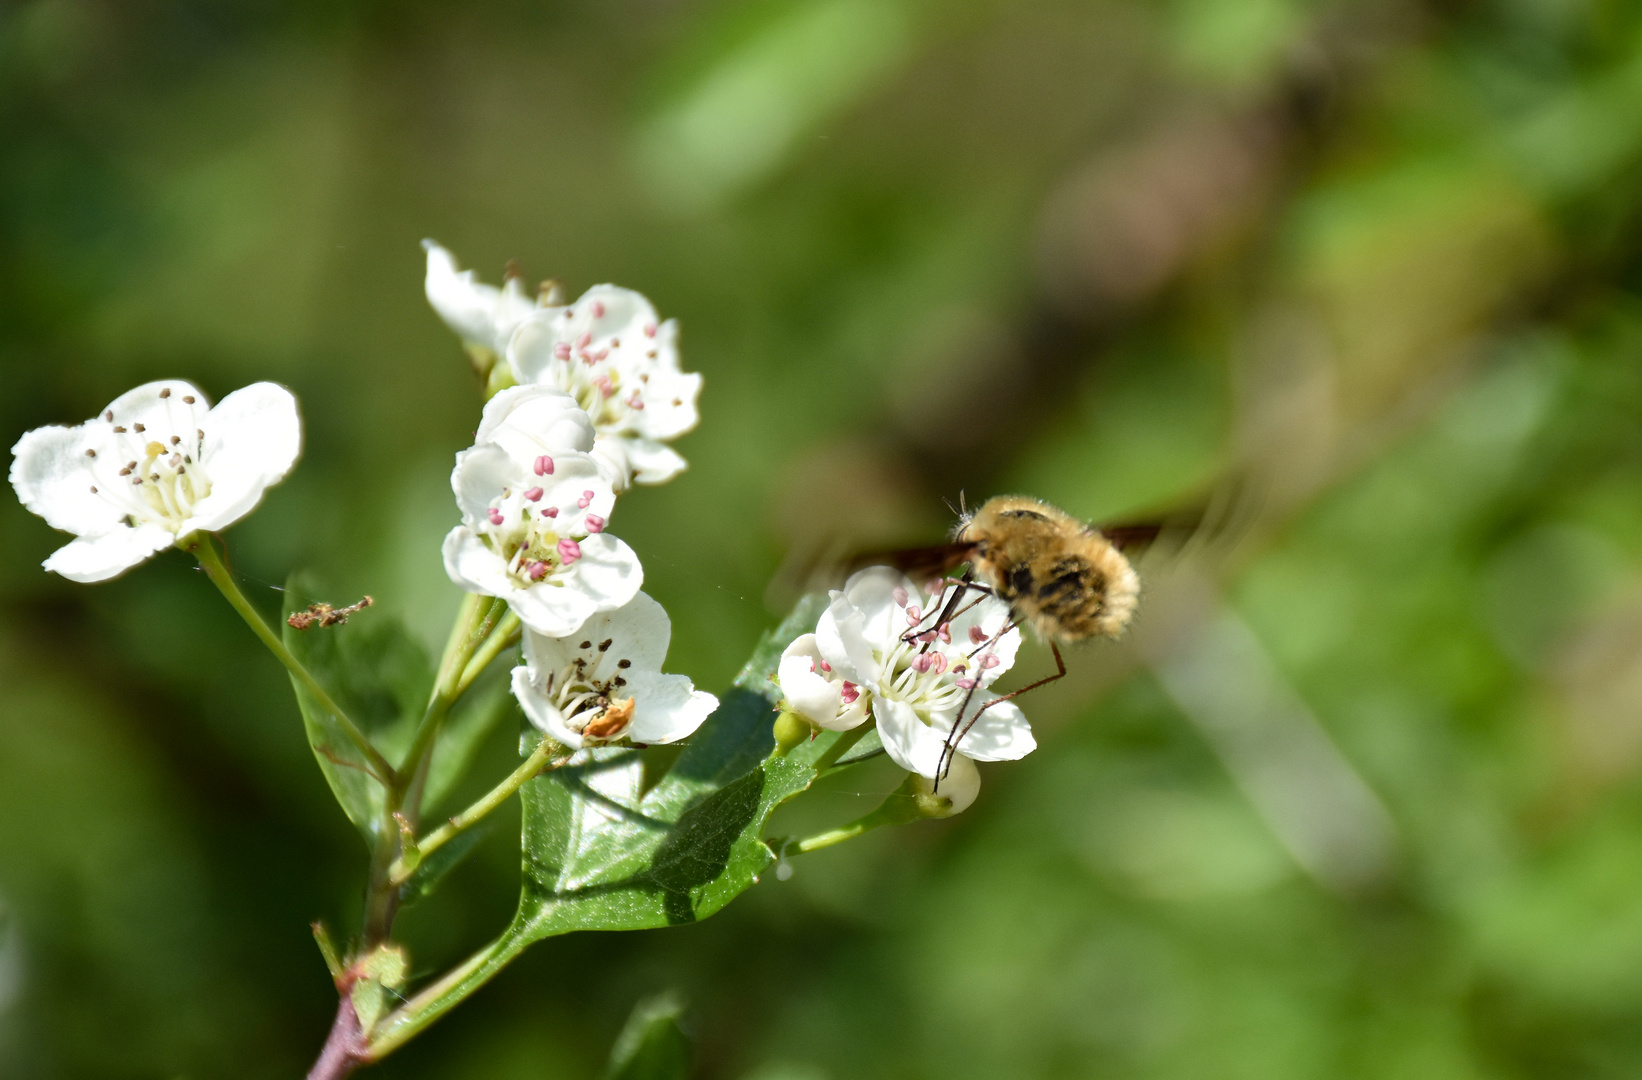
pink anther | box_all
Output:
[585,513,606,533]
[593,374,614,397]
[644,322,657,338]
[905,604,922,626]
[554,342,571,360]
[929,653,948,674]
[840,681,860,704]
[818,658,831,672]
[526,560,549,581]
[591,300,605,318]
[981,654,1000,669]
[917,631,937,644]
[969,625,987,644]
[577,490,594,509]
[938,622,952,643]
[557,538,581,564]
[524,486,543,502]
[892,586,908,607]
[576,331,592,349]
[542,506,559,518]
[955,677,977,690]
[534,455,554,476]
[486,508,505,526]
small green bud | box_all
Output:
[349,943,410,1035]
[772,708,810,756]
[907,754,980,818]
[393,811,421,874]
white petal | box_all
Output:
[588,436,635,492]
[424,240,535,355]
[475,385,594,457]
[937,585,1020,684]
[778,636,844,727]
[512,664,585,750]
[873,697,947,779]
[629,368,702,442]
[450,444,520,523]
[41,524,175,583]
[944,694,1036,762]
[560,533,644,610]
[188,382,302,533]
[441,526,514,597]
[523,591,671,683]
[102,379,213,439]
[10,423,124,536]
[570,284,660,339]
[843,566,922,653]
[508,578,600,638]
[613,436,688,486]
[816,592,879,688]
[624,670,717,744]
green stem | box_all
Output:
[190,535,395,785]
[455,610,520,699]
[388,737,562,887]
[363,917,533,1061]
[399,595,505,810]
[787,773,924,855]
[811,724,870,774]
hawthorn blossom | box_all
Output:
[9,380,301,583]
[512,591,717,749]
[423,240,538,362]
[507,286,701,490]
[778,566,1036,786]
[443,386,641,637]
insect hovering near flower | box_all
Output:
[875,494,1170,786]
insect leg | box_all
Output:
[934,618,1019,789]
[938,640,1066,786]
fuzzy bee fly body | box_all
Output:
[955,496,1140,642]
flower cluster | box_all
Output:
[778,567,1038,813]
[424,241,703,491]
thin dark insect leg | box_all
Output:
[934,618,1019,789]
[939,641,1067,785]
[901,570,978,644]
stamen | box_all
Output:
[617,659,631,669]
[104,410,113,421]
[577,490,593,509]
[170,435,180,445]
[938,622,952,644]
[159,388,171,399]
[840,681,860,704]
[89,486,98,494]
[969,625,987,644]
[554,343,571,360]
[593,375,614,397]
[133,423,145,433]
[526,560,549,581]
[487,508,505,526]
[524,486,543,502]
[598,639,612,652]
[84,449,95,458]
[576,331,592,349]
[183,395,195,404]
[905,604,922,625]
[113,426,126,433]
[558,538,581,564]
[643,322,657,337]
[818,658,831,672]
[585,513,605,533]
[534,455,554,476]
[981,654,1000,669]
[542,507,559,518]
[955,677,977,690]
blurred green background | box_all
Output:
[6,0,1642,1076]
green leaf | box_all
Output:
[505,594,842,942]
[282,574,433,840]
[603,993,691,1080]
[399,823,492,907]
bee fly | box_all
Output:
[880,495,1166,787]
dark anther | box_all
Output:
[617,658,631,669]
[159,388,171,398]
[103,410,113,421]
[196,429,204,440]
[579,640,592,650]
[133,423,145,432]
[113,426,126,433]
[598,639,613,652]
[89,486,97,494]
[84,449,95,457]
[182,395,195,404]
[170,435,180,445]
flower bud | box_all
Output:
[909,753,980,816]
[772,708,811,756]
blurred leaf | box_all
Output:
[422,661,517,814]
[399,823,492,908]
[283,573,432,840]
[603,993,692,1080]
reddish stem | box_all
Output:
[307,996,366,1080]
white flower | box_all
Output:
[9,380,301,583]
[508,285,702,490]
[443,386,643,637]
[423,239,538,361]
[512,591,718,749]
[778,566,1036,781]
